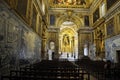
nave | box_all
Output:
[1,0,120,80]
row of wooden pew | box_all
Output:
[1,60,90,80]
[75,57,120,80]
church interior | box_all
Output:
[0,0,120,80]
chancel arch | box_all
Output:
[55,10,84,29]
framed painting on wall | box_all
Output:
[106,18,114,36]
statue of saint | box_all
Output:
[63,34,69,46]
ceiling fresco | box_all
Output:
[49,0,93,8]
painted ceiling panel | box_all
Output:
[49,0,94,8]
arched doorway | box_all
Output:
[59,21,78,60]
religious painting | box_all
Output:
[16,0,28,17]
[106,19,114,36]
[49,0,86,8]
[50,15,55,25]
[93,8,100,23]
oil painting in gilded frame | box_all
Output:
[106,18,114,36]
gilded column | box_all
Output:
[41,23,47,60]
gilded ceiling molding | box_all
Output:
[49,8,90,15]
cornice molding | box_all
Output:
[78,27,93,34]
[48,27,60,32]
[48,8,90,15]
